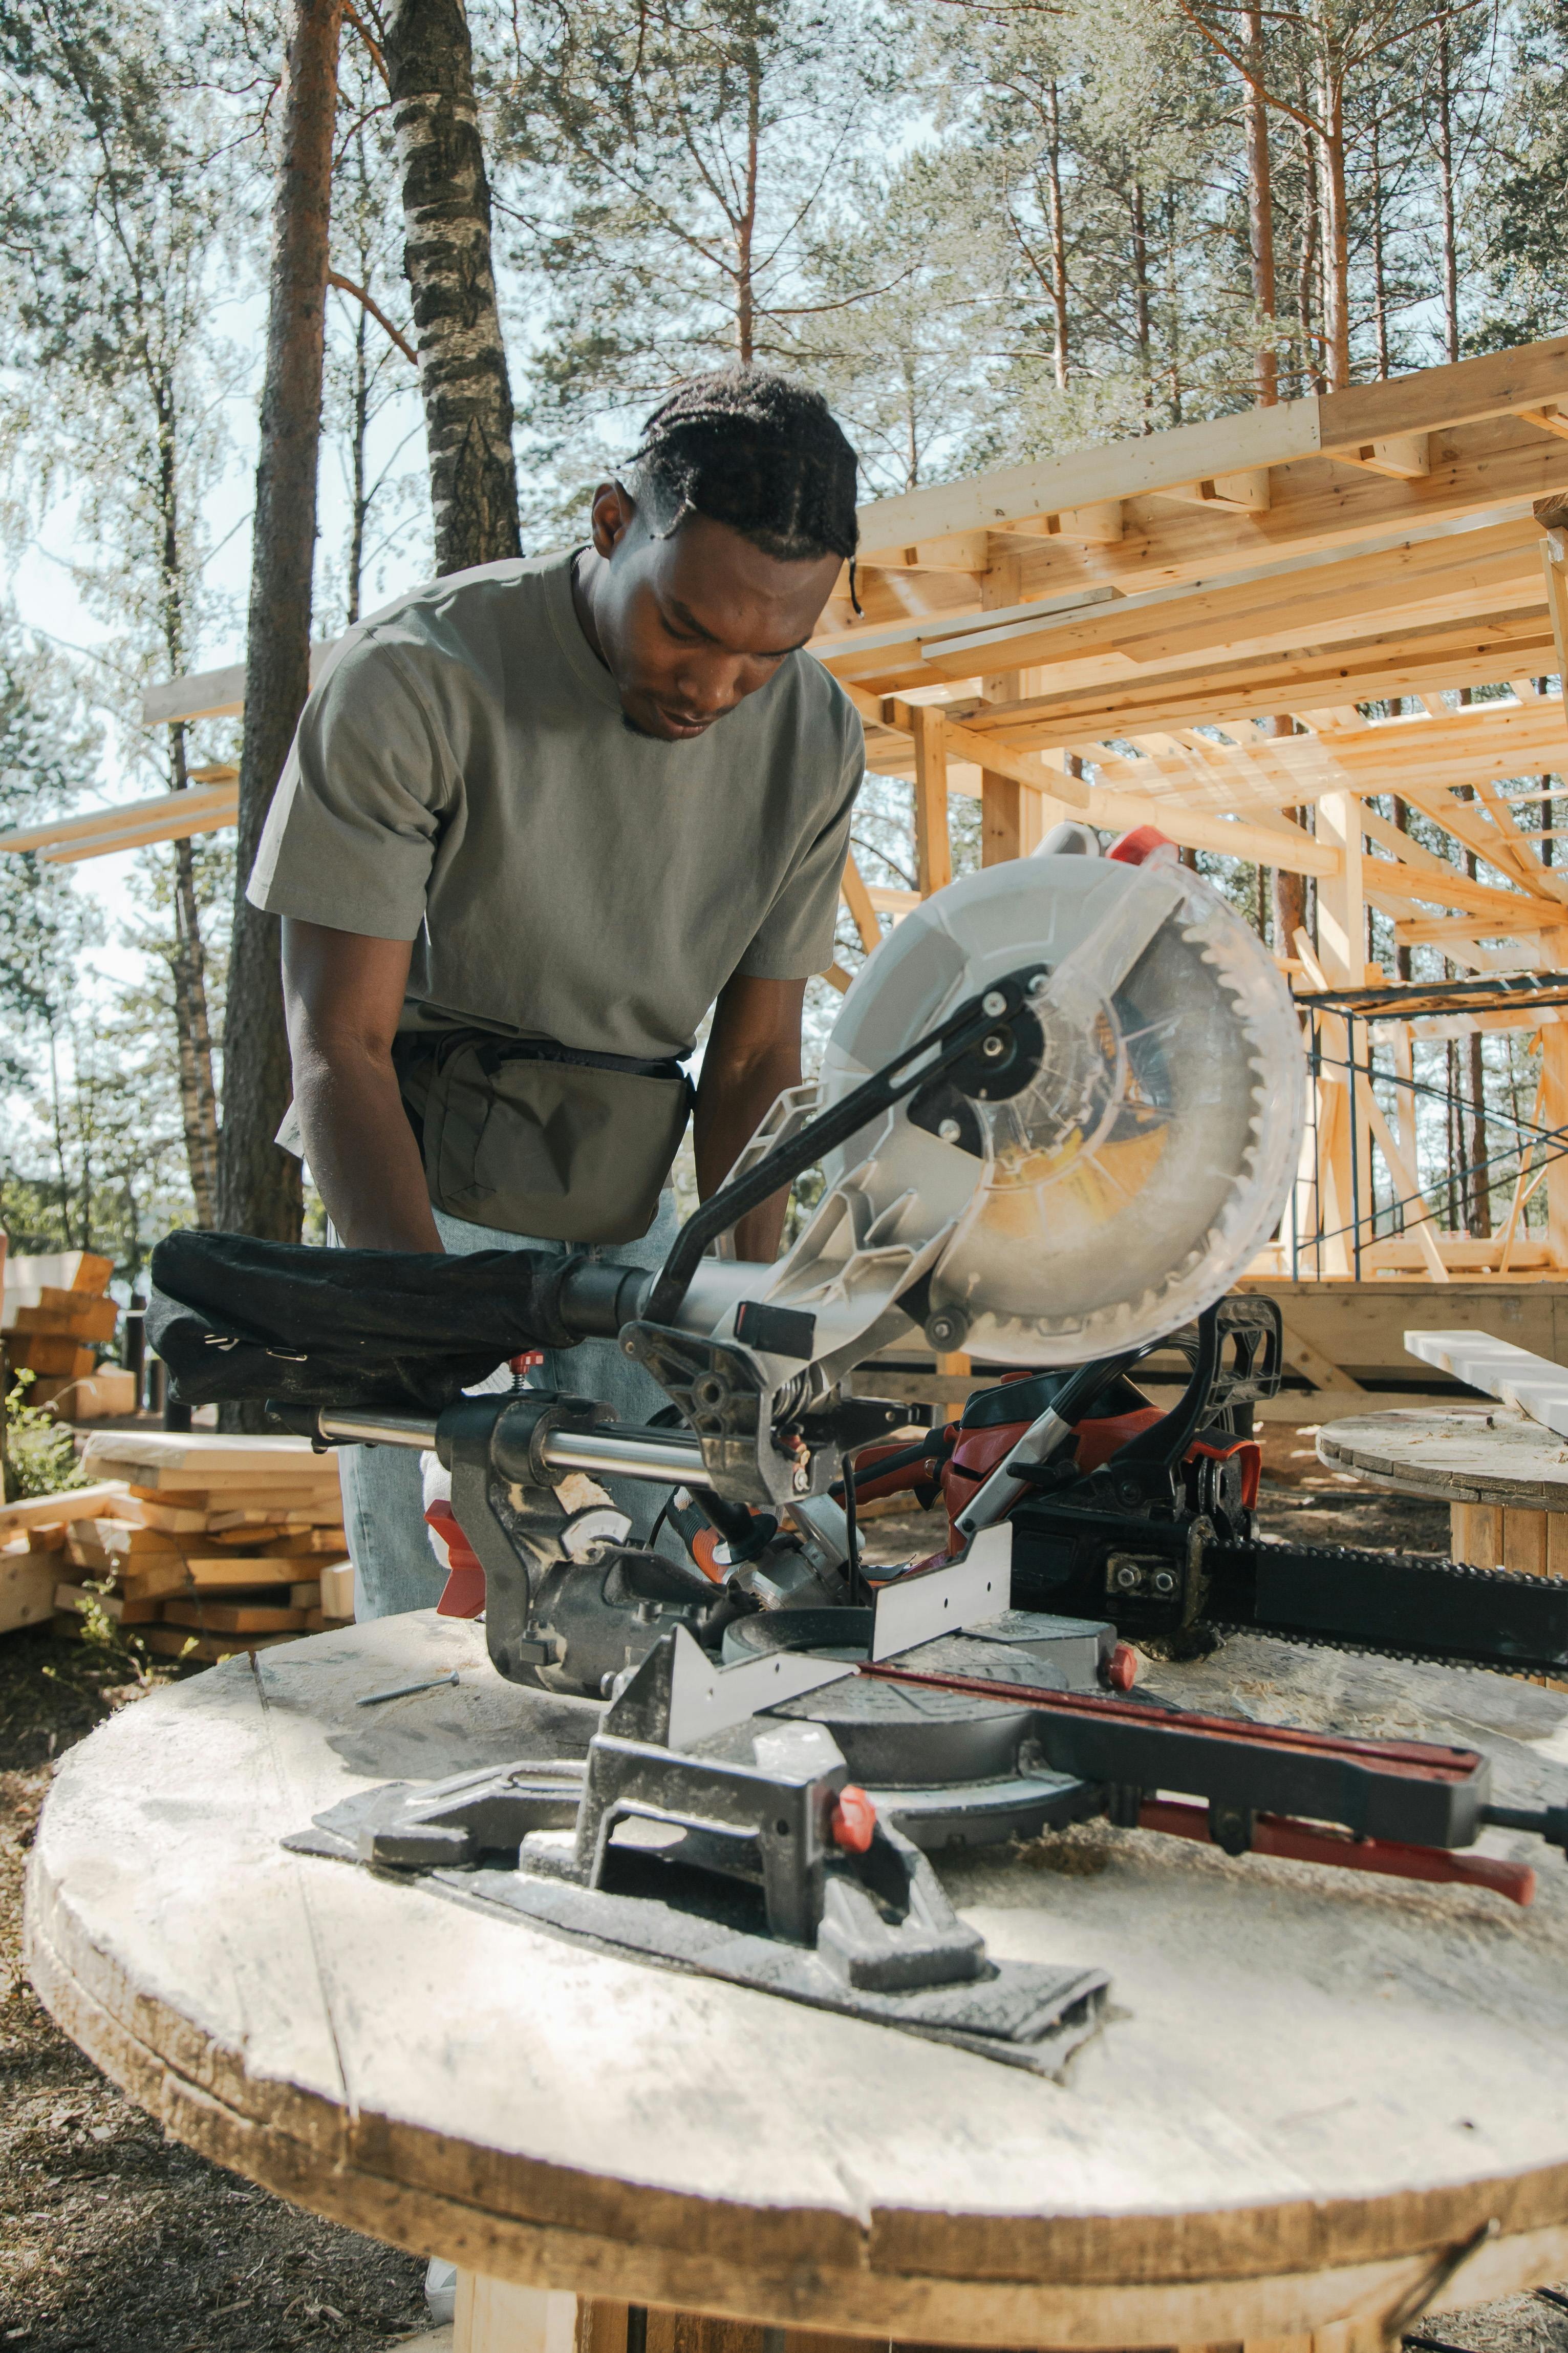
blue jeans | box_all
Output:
[339,1195,682,1619]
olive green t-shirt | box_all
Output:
[247,549,864,1061]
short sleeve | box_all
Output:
[246,634,453,940]
[736,698,864,980]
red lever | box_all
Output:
[1107,824,1176,866]
[509,1350,545,1379]
[1139,1797,1536,1906]
[1102,1642,1138,1692]
[425,1499,486,1618]
[830,1786,877,1852]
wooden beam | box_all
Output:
[1336,435,1430,480]
[1158,471,1271,513]
[991,503,1124,546]
[1319,334,1568,446]
[931,625,1558,755]
[881,697,1092,812]
[1361,853,1560,926]
[852,335,1568,560]
[910,706,952,895]
[875,696,1336,871]
[1083,794,1335,874]
[1521,405,1568,444]
[916,519,1540,680]
[854,397,1323,558]
[0,782,239,860]
[839,854,880,953]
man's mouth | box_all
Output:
[654,705,713,737]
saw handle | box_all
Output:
[1138,1797,1537,1905]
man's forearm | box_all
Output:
[293,1037,443,1253]
[694,1048,800,1263]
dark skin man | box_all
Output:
[283,481,843,1263]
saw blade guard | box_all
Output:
[761,851,1302,1369]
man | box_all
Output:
[247,367,865,1616]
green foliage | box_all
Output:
[1,1367,90,1502]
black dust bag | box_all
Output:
[146,1228,577,1413]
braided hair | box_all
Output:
[625,368,861,582]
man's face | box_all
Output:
[582,483,844,743]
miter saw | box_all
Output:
[147,832,1568,2068]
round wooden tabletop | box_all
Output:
[25,1611,1568,2348]
[1317,1408,1568,1508]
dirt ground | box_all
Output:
[0,1629,428,2352]
[0,1428,1562,2353]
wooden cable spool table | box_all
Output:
[1317,1408,1568,1577]
[25,1610,1568,2353]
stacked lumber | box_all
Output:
[50,1431,355,1662]
[0,1482,130,1634]
[1,1249,135,1415]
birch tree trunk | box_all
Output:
[153,372,220,1225]
[217,0,341,1255]
[385,0,520,574]
[1044,79,1069,390]
[1242,3,1277,405]
[1434,12,1462,363]
[1315,55,1351,391]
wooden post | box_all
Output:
[982,774,1043,864]
[454,2276,581,2353]
[1536,498,1568,731]
[1311,793,1371,1261]
[1313,791,1365,987]
[1540,1026,1568,1269]
[978,556,1044,867]
[911,706,952,896]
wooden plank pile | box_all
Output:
[1,1249,135,1415]
[41,1432,355,1662]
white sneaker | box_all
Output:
[425,2257,458,2327]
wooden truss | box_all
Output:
[809,336,1568,1286]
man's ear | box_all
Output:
[590,479,638,559]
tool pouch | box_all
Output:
[393,1028,694,1244]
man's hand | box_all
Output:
[694,974,807,1263]
[281,918,443,1252]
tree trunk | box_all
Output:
[734,56,761,363]
[1469,1029,1491,1235]
[152,370,221,1223]
[385,0,520,573]
[1434,11,1461,363]
[1243,3,1277,405]
[217,0,340,1256]
[1045,79,1070,390]
[1370,116,1390,379]
[1130,180,1151,421]
[347,279,370,624]
[168,723,220,1227]
[1315,57,1350,391]
[1298,119,1321,395]
[1392,795,1413,979]
[1274,839,1307,955]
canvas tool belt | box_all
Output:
[390,1026,694,1245]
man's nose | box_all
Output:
[677,651,749,716]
